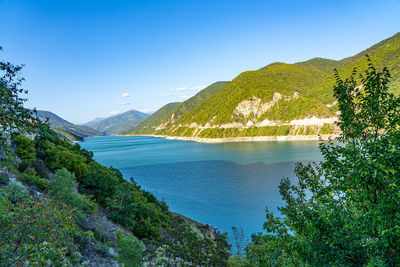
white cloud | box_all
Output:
[176,87,188,91]
[180,95,192,99]
[109,110,120,116]
[121,93,131,98]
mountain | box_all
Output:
[125,81,229,134]
[126,102,181,135]
[83,110,149,135]
[124,32,400,139]
[37,110,102,141]
[83,117,104,128]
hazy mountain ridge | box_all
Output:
[37,110,102,141]
[123,32,400,139]
[83,110,149,135]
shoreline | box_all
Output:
[120,134,339,143]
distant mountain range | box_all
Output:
[83,110,149,135]
[123,32,400,139]
[37,110,102,141]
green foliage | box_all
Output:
[19,167,50,191]
[48,168,97,218]
[178,61,336,126]
[125,102,181,135]
[169,223,230,266]
[0,193,79,265]
[12,133,36,161]
[53,127,83,142]
[80,162,119,205]
[258,96,334,122]
[40,139,88,179]
[228,255,250,267]
[37,110,101,139]
[0,48,38,133]
[246,60,400,266]
[0,173,8,185]
[5,180,28,203]
[115,230,144,267]
[134,216,161,239]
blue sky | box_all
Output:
[1,0,400,124]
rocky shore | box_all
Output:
[122,134,339,143]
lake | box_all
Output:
[80,136,322,240]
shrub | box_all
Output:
[5,180,28,203]
[19,167,49,191]
[80,162,118,205]
[0,173,8,185]
[48,168,97,217]
[115,230,144,267]
[0,195,79,265]
[12,133,37,161]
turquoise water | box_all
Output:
[80,136,322,239]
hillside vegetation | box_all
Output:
[125,81,228,135]
[232,58,400,266]
[0,54,231,266]
[125,32,400,139]
[37,110,102,141]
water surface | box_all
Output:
[81,136,322,239]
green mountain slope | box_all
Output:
[307,32,400,102]
[126,81,228,134]
[83,110,149,135]
[125,102,181,134]
[125,32,400,139]
[37,110,102,141]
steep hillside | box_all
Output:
[307,32,400,102]
[83,110,149,135]
[125,32,400,140]
[126,81,228,134]
[126,102,181,134]
[37,110,101,141]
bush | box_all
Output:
[40,140,88,179]
[0,173,8,185]
[12,133,36,161]
[5,180,28,203]
[19,167,50,191]
[48,168,97,217]
[80,162,118,205]
[0,195,79,265]
[115,230,144,267]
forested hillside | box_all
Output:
[37,110,102,141]
[127,81,228,135]
[124,32,400,139]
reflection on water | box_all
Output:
[81,136,322,239]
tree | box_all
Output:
[115,230,144,267]
[0,47,37,133]
[247,57,400,266]
[231,226,247,256]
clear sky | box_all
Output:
[1,0,400,124]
